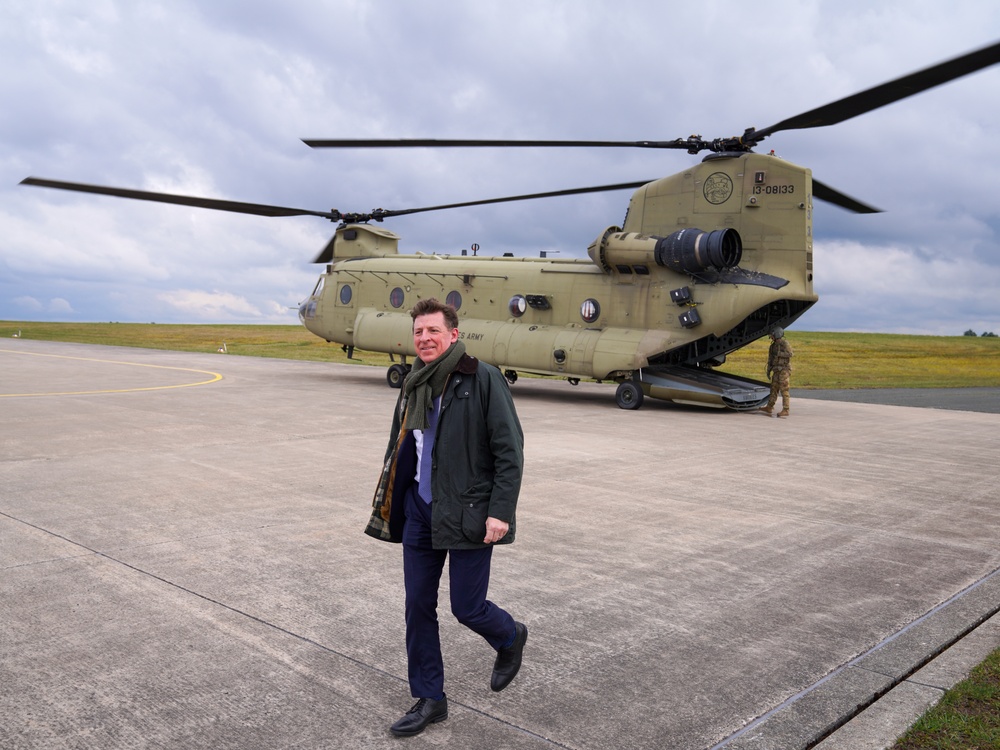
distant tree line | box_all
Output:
[964,329,998,337]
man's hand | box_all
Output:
[484,517,509,544]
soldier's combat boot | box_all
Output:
[760,405,774,415]
[777,409,789,418]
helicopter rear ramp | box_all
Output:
[637,364,770,410]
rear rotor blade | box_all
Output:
[753,39,1000,141]
[20,177,340,220]
[812,179,881,214]
[307,41,1000,156]
[303,137,701,151]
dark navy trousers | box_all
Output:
[402,483,514,698]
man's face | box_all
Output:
[413,311,459,364]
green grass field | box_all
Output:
[892,646,1000,749]
[4,321,999,389]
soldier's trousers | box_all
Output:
[767,369,791,411]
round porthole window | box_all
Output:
[446,291,463,311]
[390,287,405,308]
[581,298,601,324]
[340,285,353,305]
[508,295,527,318]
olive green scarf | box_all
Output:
[403,340,466,431]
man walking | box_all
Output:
[760,326,793,417]
[366,298,527,737]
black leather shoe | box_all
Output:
[491,621,528,692]
[389,695,448,737]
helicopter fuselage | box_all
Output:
[298,152,817,408]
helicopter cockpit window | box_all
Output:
[299,300,317,321]
[581,299,601,324]
[339,285,353,305]
[446,291,462,311]
[508,295,527,318]
[390,287,405,308]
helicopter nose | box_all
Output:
[298,298,317,324]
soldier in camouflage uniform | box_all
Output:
[761,327,793,417]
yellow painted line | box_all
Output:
[0,348,223,397]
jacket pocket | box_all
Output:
[460,497,489,543]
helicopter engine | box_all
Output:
[588,228,742,275]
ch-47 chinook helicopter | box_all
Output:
[22,40,1000,410]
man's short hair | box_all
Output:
[410,298,459,330]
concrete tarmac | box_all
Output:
[2,340,999,750]
[791,386,1000,415]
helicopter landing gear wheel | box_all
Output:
[568,378,580,386]
[615,381,644,410]
[504,369,518,385]
[386,363,408,389]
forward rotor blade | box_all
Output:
[812,179,881,214]
[373,179,654,220]
[309,179,654,263]
[372,176,876,217]
[20,177,340,220]
[754,39,1000,141]
[21,175,652,228]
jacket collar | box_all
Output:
[456,352,479,375]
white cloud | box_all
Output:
[48,298,75,314]
[12,296,44,312]
[814,239,1000,334]
[156,290,263,321]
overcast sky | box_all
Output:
[3,0,999,335]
